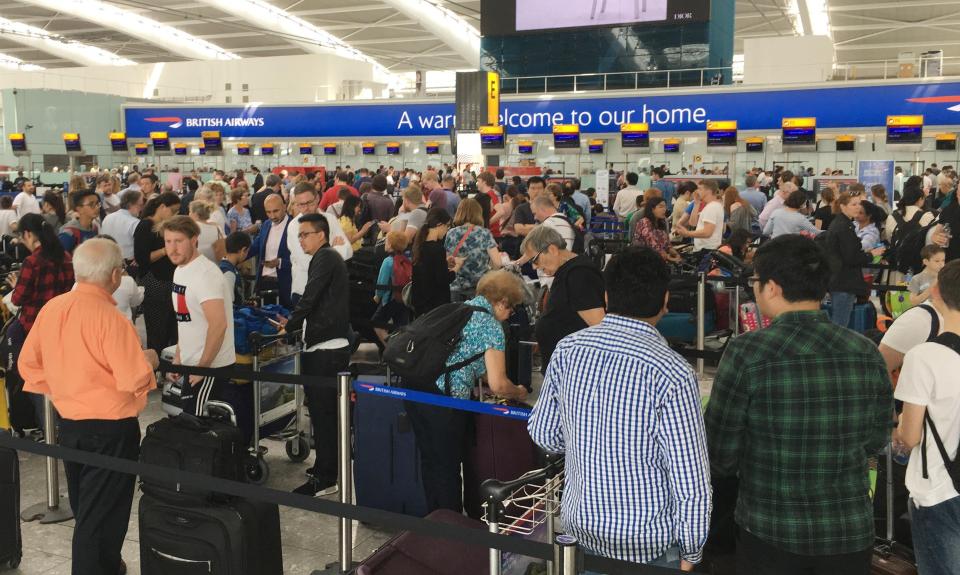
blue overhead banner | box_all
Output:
[124,81,960,139]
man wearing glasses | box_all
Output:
[286,182,351,307]
[59,188,101,254]
[705,234,893,575]
[278,213,352,496]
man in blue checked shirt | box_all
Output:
[528,246,711,572]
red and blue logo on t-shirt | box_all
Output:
[172,283,191,322]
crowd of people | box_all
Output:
[4,159,959,575]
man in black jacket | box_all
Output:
[280,213,352,496]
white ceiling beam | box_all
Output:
[377,0,479,67]
[15,0,239,61]
[0,15,135,66]
[834,9,960,46]
[833,20,960,31]
[835,39,960,50]
[829,0,960,10]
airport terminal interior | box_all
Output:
[1,0,959,574]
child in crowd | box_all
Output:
[909,245,946,306]
[372,231,411,347]
[219,231,251,306]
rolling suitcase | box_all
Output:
[0,443,21,570]
[356,509,487,575]
[462,412,540,520]
[655,312,717,343]
[353,375,429,517]
[871,445,917,575]
[139,492,283,575]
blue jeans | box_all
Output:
[910,496,960,575]
[584,546,681,574]
[830,291,857,327]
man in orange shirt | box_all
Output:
[19,238,158,575]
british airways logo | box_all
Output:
[145,116,183,129]
[906,96,960,112]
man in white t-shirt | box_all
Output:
[532,195,575,251]
[0,196,18,237]
[12,180,40,218]
[676,179,724,251]
[287,182,351,307]
[893,260,960,575]
[162,216,237,429]
[879,300,943,377]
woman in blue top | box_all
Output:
[445,198,503,302]
[405,270,528,513]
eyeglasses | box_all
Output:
[295,198,318,209]
[298,231,320,240]
[531,250,544,266]
[82,201,101,209]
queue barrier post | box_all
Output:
[315,371,356,575]
[556,534,581,575]
[21,395,73,524]
[696,272,706,378]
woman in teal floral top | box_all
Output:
[445,198,503,301]
[405,270,528,513]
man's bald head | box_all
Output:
[265,194,286,224]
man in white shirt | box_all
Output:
[12,180,40,218]
[161,216,237,430]
[287,182,352,307]
[532,195,575,251]
[676,179,724,251]
[101,189,144,261]
[893,260,960,575]
[250,194,291,308]
[0,197,18,237]
[612,172,643,218]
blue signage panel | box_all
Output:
[124,81,960,139]
[859,160,896,208]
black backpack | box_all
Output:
[547,214,586,255]
[383,303,490,395]
[889,211,937,274]
[921,332,960,493]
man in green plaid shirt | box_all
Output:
[705,235,893,575]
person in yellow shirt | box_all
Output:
[19,238,158,575]
[339,195,373,251]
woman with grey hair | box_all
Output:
[189,199,225,262]
[521,224,605,366]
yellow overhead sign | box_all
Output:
[887,115,924,126]
[782,117,816,128]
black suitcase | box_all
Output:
[139,492,283,575]
[0,444,21,570]
[139,413,246,502]
[353,375,428,517]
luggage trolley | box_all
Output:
[481,456,564,575]
[245,331,309,484]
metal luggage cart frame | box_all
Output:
[481,455,564,575]
[244,331,309,484]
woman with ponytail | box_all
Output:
[134,192,181,353]
[7,213,75,427]
[411,207,462,317]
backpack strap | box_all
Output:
[439,305,492,395]
[922,333,960,480]
[921,304,941,341]
[451,225,475,258]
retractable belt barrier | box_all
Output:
[4,362,684,574]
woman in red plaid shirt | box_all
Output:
[6,213,74,430]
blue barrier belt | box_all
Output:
[354,379,532,421]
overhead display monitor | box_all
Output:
[201,131,222,151]
[150,131,170,152]
[706,120,737,148]
[663,139,681,153]
[134,143,149,156]
[260,143,275,156]
[173,143,188,156]
[620,123,650,149]
[8,133,26,153]
[362,142,377,155]
[482,0,711,35]
[62,133,82,153]
[745,137,764,152]
[386,142,402,155]
[936,133,957,151]
[198,144,206,156]
[518,140,535,154]
[782,117,816,146]
[588,140,604,154]
[887,115,923,145]
[553,124,581,149]
[237,143,251,156]
[425,142,441,155]
[322,143,337,155]
[480,125,506,150]
[109,131,128,152]
[300,144,315,155]
[836,135,856,151]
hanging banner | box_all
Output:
[858,160,896,207]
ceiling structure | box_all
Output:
[0,0,957,77]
